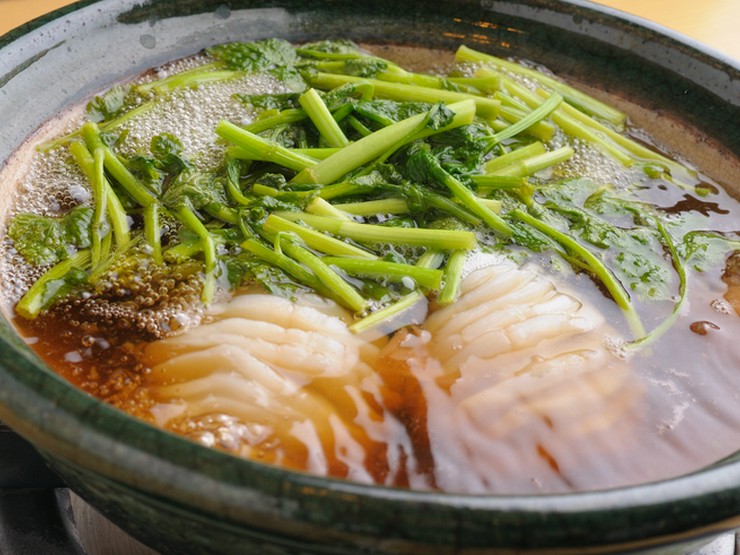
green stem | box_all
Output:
[498,105,556,142]
[334,198,409,216]
[69,138,132,250]
[376,64,501,95]
[484,141,546,173]
[316,181,373,200]
[174,206,216,303]
[501,80,632,165]
[275,212,478,250]
[298,88,350,147]
[457,45,626,127]
[489,93,562,146]
[470,174,529,190]
[250,184,282,197]
[427,193,484,227]
[16,250,91,320]
[306,72,501,118]
[348,249,443,335]
[263,214,378,259]
[90,148,108,267]
[321,257,443,289]
[245,108,307,134]
[204,203,240,226]
[480,146,574,179]
[225,167,253,207]
[626,221,687,350]
[437,250,467,305]
[241,238,323,292]
[334,192,481,226]
[81,122,157,207]
[293,147,341,160]
[476,197,503,213]
[38,101,155,152]
[215,120,319,172]
[279,235,368,313]
[511,208,644,337]
[351,290,425,335]
[144,203,162,264]
[291,99,476,185]
[439,169,512,236]
[306,197,353,220]
[552,96,697,185]
[347,115,374,137]
[136,66,241,94]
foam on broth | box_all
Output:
[1,43,739,494]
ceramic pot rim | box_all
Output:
[0,0,738,548]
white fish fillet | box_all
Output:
[143,293,390,479]
[416,260,642,492]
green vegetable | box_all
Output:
[68,141,131,250]
[136,66,242,95]
[289,99,476,185]
[455,45,626,127]
[8,206,92,267]
[274,211,478,251]
[402,142,512,236]
[306,72,501,118]
[263,214,377,259]
[321,256,444,289]
[678,231,740,272]
[298,88,350,147]
[349,250,443,334]
[9,37,725,345]
[487,92,562,146]
[15,250,91,320]
[437,250,467,305]
[278,234,369,313]
[510,208,645,338]
[216,121,319,171]
[208,38,299,73]
[86,85,132,124]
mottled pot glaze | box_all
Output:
[0,1,738,553]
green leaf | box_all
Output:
[679,231,740,272]
[8,206,93,266]
[296,39,364,58]
[341,57,388,77]
[429,121,498,173]
[207,38,298,72]
[15,250,91,319]
[353,99,436,127]
[538,179,675,301]
[86,85,132,124]
[162,170,228,212]
[64,206,95,249]
[424,103,456,131]
[270,67,308,93]
[236,92,300,111]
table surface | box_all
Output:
[1,0,739,61]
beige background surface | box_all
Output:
[1,0,739,61]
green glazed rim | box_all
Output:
[0,0,738,551]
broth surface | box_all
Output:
[2,42,739,494]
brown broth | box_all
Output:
[1,43,739,494]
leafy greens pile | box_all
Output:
[9,39,739,343]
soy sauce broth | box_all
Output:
[1,43,739,494]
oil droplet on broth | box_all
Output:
[214,5,231,19]
[139,34,156,49]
